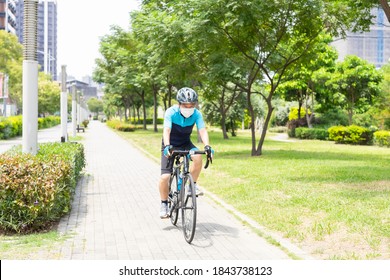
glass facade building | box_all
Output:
[332,7,390,68]
[0,0,17,34]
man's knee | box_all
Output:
[191,155,202,168]
[160,173,170,183]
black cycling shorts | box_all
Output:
[161,142,198,175]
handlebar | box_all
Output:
[167,149,213,169]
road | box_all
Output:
[0,124,65,154]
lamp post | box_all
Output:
[44,0,48,75]
[22,0,39,155]
[72,84,77,137]
[61,65,67,142]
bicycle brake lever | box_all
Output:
[204,156,212,169]
[166,158,172,168]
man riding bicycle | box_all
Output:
[159,87,214,219]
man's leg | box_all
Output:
[190,154,204,196]
[159,173,170,218]
[159,173,170,201]
[190,154,202,182]
[160,147,172,218]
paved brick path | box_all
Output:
[54,121,309,260]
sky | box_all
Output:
[57,0,140,80]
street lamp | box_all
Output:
[22,0,39,155]
[61,65,67,142]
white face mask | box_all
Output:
[180,107,195,118]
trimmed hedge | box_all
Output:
[0,116,23,139]
[0,116,60,140]
[373,130,390,147]
[295,127,328,140]
[328,125,373,145]
[38,116,61,129]
[0,142,85,233]
[106,120,136,132]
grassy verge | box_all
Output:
[116,126,390,260]
[0,230,68,259]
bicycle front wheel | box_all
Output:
[168,171,179,225]
[181,174,197,244]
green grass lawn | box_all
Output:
[0,230,67,259]
[117,126,390,260]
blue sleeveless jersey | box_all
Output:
[163,105,205,147]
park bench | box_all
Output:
[76,125,85,132]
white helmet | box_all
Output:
[176,87,198,103]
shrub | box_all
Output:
[316,109,349,127]
[38,116,60,129]
[128,118,163,125]
[295,127,328,140]
[0,116,60,140]
[373,130,390,147]
[82,119,89,128]
[287,118,307,137]
[0,116,22,139]
[106,120,135,132]
[328,125,373,145]
[384,118,390,130]
[288,107,311,121]
[0,142,85,233]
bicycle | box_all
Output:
[167,149,212,244]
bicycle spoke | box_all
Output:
[181,174,197,243]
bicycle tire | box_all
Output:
[181,174,197,244]
[168,171,179,225]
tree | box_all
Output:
[331,55,383,125]
[185,0,385,155]
[276,34,338,128]
[379,0,390,22]
[0,31,23,108]
[373,62,390,129]
[87,97,103,117]
[131,4,202,131]
[37,72,61,116]
[202,83,242,139]
[112,0,384,155]
[94,26,141,122]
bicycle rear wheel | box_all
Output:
[181,174,197,244]
[168,171,179,225]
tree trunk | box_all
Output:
[221,114,229,139]
[305,91,313,128]
[141,90,147,130]
[247,90,257,156]
[220,89,229,139]
[256,97,274,156]
[380,0,390,23]
[123,107,127,122]
[153,86,158,132]
[230,119,236,137]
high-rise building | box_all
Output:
[332,7,390,68]
[0,0,17,34]
[15,0,57,79]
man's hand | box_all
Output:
[204,145,214,158]
[163,145,173,158]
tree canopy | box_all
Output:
[94,0,388,155]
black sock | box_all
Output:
[161,200,168,205]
